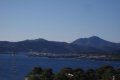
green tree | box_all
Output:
[96,65,115,80]
[85,69,97,80]
[40,68,54,80]
[54,73,69,80]
[27,75,40,80]
[54,67,72,80]
[73,68,85,80]
[115,68,120,80]
[30,67,43,75]
[60,67,73,74]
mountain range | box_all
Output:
[0,36,120,54]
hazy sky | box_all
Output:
[0,0,120,42]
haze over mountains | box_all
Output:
[0,36,120,54]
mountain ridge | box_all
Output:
[72,36,120,52]
[0,36,120,54]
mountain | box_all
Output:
[72,36,120,52]
[0,39,69,53]
[0,38,80,53]
[0,36,120,54]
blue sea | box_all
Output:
[0,54,120,80]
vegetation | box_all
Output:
[26,65,120,80]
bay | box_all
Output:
[0,54,120,80]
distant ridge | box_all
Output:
[23,38,48,42]
[72,36,120,52]
[0,36,120,54]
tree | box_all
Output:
[30,67,43,75]
[60,67,73,74]
[54,73,69,80]
[40,68,54,80]
[73,68,85,80]
[85,69,97,80]
[26,75,40,80]
[54,67,73,80]
[96,65,115,80]
[115,68,120,80]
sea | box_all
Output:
[0,54,120,80]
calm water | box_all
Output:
[0,54,120,80]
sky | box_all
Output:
[0,0,120,42]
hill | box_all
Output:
[72,36,120,53]
[0,36,120,54]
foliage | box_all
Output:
[26,65,120,80]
